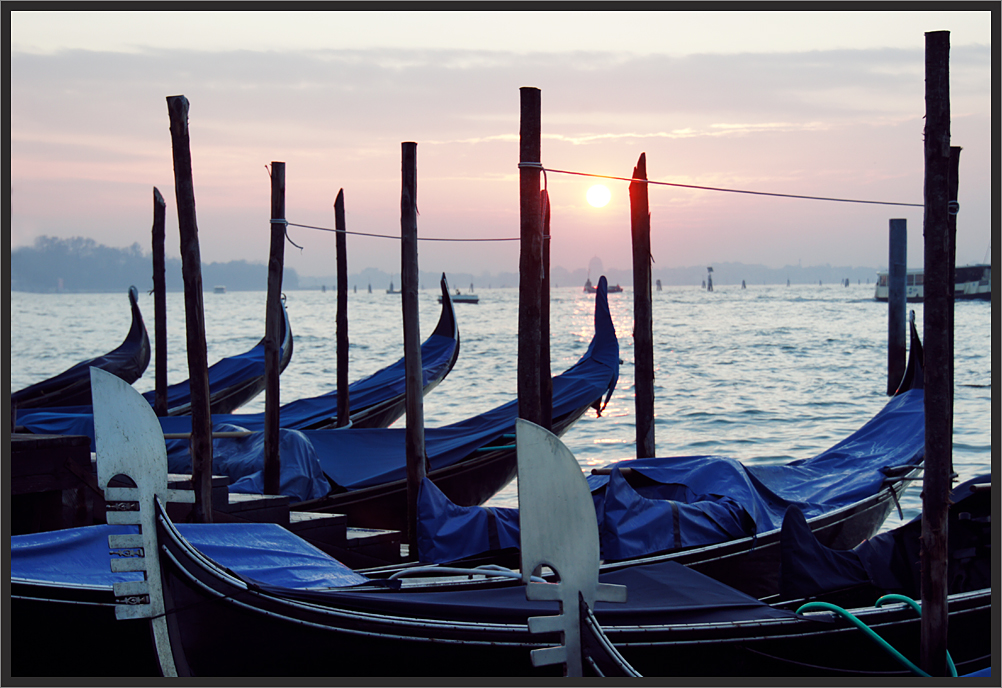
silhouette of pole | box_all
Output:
[887,219,907,395]
[630,153,655,458]
[400,142,426,554]
[540,188,553,431]
[920,29,951,678]
[151,187,168,417]
[334,189,350,428]
[263,161,286,496]
[517,87,543,426]
[166,94,212,522]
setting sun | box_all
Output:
[586,184,611,208]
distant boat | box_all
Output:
[440,287,478,304]
[584,277,623,293]
[706,267,713,292]
[387,281,401,295]
[213,285,226,294]
[874,264,990,302]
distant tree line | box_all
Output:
[10,236,299,293]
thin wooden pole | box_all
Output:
[401,142,426,554]
[946,146,961,465]
[263,161,286,496]
[886,219,907,395]
[334,189,350,428]
[630,153,655,458]
[539,189,553,431]
[518,86,543,426]
[151,187,169,417]
[920,29,951,678]
[166,95,212,523]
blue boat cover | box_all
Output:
[778,473,991,599]
[415,387,925,563]
[15,326,453,441]
[11,522,369,589]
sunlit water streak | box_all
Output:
[10,283,992,533]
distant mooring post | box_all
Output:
[263,161,286,496]
[518,86,544,426]
[886,219,907,395]
[334,189,350,428]
[151,187,169,416]
[400,142,426,554]
[630,153,655,458]
[166,95,213,522]
[540,189,553,430]
[921,29,952,677]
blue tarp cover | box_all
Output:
[778,474,990,599]
[11,523,369,589]
[416,387,925,563]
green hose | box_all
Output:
[795,597,956,677]
[874,594,957,677]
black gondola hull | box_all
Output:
[11,286,151,409]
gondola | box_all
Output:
[9,377,987,678]
[12,275,460,444]
[10,285,151,410]
[149,275,617,514]
[12,295,293,420]
[11,398,986,678]
[411,316,928,599]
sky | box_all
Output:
[8,9,996,280]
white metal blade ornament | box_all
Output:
[91,367,194,677]
[515,419,627,677]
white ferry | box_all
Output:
[874,264,990,302]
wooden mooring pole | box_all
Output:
[518,86,543,426]
[166,95,213,523]
[946,146,961,447]
[151,187,169,416]
[539,189,553,431]
[630,153,655,458]
[920,29,952,678]
[263,161,286,496]
[334,189,350,428]
[401,142,426,554]
[886,219,907,395]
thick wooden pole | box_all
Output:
[518,87,543,426]
[166,95,212,522]
[921,29,951,677]
[334,189,350,428]
[263,161,286,496]
[886,219,907,395]
[539,189,552,431]
[630,153,655,458]
[151,187,169,417]
[401,142,425,554]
